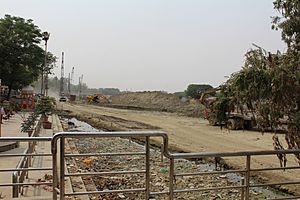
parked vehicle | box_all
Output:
[200,88,255,130]
[59,96,67,102]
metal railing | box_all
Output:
[1,131,300,199]
[169,151,300,200]
[51,131,155,200]
[0,116,52,198]
[52,131,300,200]
[12,117,41,197]
[0,137,53,197]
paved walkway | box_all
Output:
[0,113,27,198]
[0,113,26,153]
[0,113,27,137]
[0,113,57,199]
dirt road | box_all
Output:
[61,103,300,194]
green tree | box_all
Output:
[185,84,213,99]
[0,15,45,99]
[272,0,300,51]
[214,0,300,163]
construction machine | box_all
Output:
[86,93,109,104]
[199,88,255,130]
[199,88,219,125]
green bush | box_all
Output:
[35,96,56,116]
[21,112,38,133]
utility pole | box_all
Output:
[59,52,64,97]
[68,73,71,95]
[71,67,74,94]
[79,74,83,100]
[78,77,80,97]
[71,67,74,82]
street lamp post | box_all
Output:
[42,31,50,96]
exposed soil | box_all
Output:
[109,91,204,117]
[59,103,300,195]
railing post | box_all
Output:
[161,145,164,162]
[52,138,58,200]
[145,136,150,199]
[60,136,65,200]
[12,172,18,198]
[245,155,251,200]
[169,158,174,200]
[240,177,245,200]
[26,156,29,179]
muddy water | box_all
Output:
[65,117,294,199]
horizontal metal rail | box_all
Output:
[64,152,146,157]
[174,185,245,193]
[0,153,52,157]
[174,169,246,177]
[171,149,300,159]
[0,135,52,198]
[0,167,52,172]
[250,166,300,172]
[51,131,300,159]
[0,137,52,142]
[65,170,146,177]
[150,191,169,195]
[65,188,146,196]
[0,182,52,187]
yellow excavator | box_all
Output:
[86,93,109,104]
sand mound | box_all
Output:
[110,91,204,117]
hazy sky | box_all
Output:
[1,0,285,92]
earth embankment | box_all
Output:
[109,91,204,117]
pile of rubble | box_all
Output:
[72,137,250,200]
